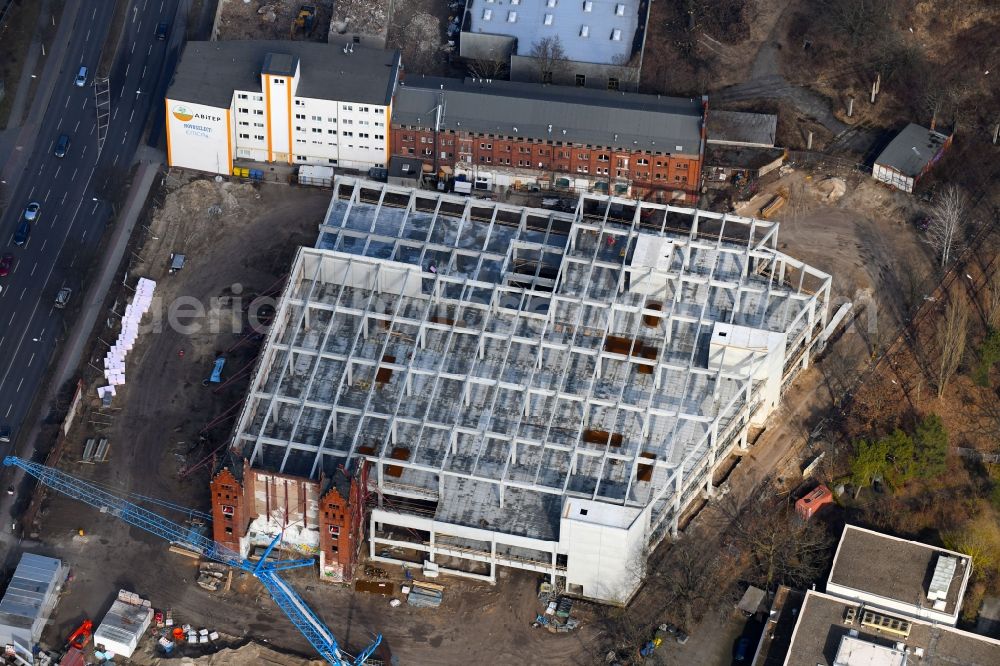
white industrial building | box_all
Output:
[165,41,400,175]
[0,553,66,661]
[230,178,831,603]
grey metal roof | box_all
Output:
[261,53,298,77]
[0,553,62,631]
[874,123,949,177]
[167,41,401,108]
[395,77,703,154]
[466,0,640,65]
[707,110,777,148]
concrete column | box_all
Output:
[429,530,436,563]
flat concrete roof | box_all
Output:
[465,0,640,65]
[784,591,1000,665]
[828,525,970,618]
[167,41,400,108]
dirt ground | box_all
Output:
[216,0,333,41]
[385,0,457,77]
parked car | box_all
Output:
[75,66,88,87]
[0,423,11,442]
[13,220,30,246]
[54,133,71,158]
[0,254,13,277]
[54,286,72,309]
[155,22,168,40]
[23,202,40,222]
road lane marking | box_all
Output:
[81,97,86,109]
[132,6,137,23]
[54,165,61,178]
[148,44,152,56]
[89,123,94,136]
[91,202,98,214]
[30,263,36,277]
[7,312,14,326]
[113,153,119,165]
[0,338,3,349]
[86,29,90,41]
[44,189,51,202]
[131,42,135,54]
[71,168,78,180]
[40,240,46,252]
[143,0,148,10]
[121,131,127,144]
[74,120,80,132]
[126,64,130,77]
[28,186,34,198]
[141,66,146,79]
[65,95,70,108]
[4,405,10,418]
[129,109,134,123]
[19,288,25,301]
[61,192,68,205]
[160,0,163,12]
[113,106,119,120]
[57,118,63,130]
[27,354,34,368]
[15,378,23,393]
[92,7,96,19]
[81,229,88,241]
[82,144,88,157]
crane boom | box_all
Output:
[4,456,381,666]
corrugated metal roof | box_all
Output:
[167,41,401,109]
[707,110,777,148]
[466,0,640,65]
[395,77,703,154]
[0,553,62,631]
[874,123,949,177]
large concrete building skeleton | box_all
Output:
[226,178,831,603]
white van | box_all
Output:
[75,66,88,87]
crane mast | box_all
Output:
[3,456,381,666]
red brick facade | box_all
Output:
[209,459,366,582]
[390,126,703,201]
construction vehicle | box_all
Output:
[290,5,316,38]
[65,619,93,650]
[4,456,382,666]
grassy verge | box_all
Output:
[0,0,44,128]
[98,0,130,77]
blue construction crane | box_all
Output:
[3,456,381,666]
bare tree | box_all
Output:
[467,46,509,80]
[935,298,969,398]
[925,185,969,267]
[529,36,567,84]
[608,53,641,90]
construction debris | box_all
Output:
[406,581,444,608]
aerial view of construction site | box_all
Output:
[0,0,998,665]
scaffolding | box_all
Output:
[230,178,833,600]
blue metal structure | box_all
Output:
[3,456,381,666]
[209,357,226,383]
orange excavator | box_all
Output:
[65,620,93,650]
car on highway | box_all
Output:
[0,423,10,442]
[54,134,71,158]
[13,219,30,246]
[0,254,13,277]
[155,22,169,40]
[23,202,40,222]
[75,66,88,87]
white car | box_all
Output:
[75,66,88,87]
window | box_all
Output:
[238,107,249,114]
[327,129,335,134]
[343,104,353,111]
[597,153,609,162]
[547,0,556,6]
[237,93,248,100]
[254,134,265,141]
[254,95,263,102]
[615,2,625,15]
[296,138,306,144]
[579,25,589,37]
[375,108,385,114]
[575,74,586,86]
[238,121,249,127]
[507,10,517,21]
[480,143,492,149]
[483,8,492,19]
[312,128,322,133]
[359,132,369,138]
[253,122,263,128]
[253,109,263,115]
[328,158,338,164]
[238,133,250,139]
[637,158,649,165]
[677,162,689,170]
[423,148,432,156]
[608,77,619,91]
[342,131,353,137]
[360,106,369,112]
[577,165,588,173]
[273,78,284,84]
[296,155,306,161]
[221,505,235,516]
[311,115,321,121]
[295,126,304,131]
[329,525,340,537]
[611,29,622,41]
[375,134,384,140]
[544,13,553,25]
[295,100,304,106]
[328,117,337,123]
[295,113,306,120]
[583,0,592,11]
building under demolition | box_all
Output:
[215,177,832,603]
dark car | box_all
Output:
[54,133,71,158]
[13,219,30,246]
[155,22,168,40]
[0,254,13,277]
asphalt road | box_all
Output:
[0,0,185,447]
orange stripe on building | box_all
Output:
[264,75,273,162]
[164,98,173,166]
[225,108,233,174]
[286,79,293,165]
[384,103,392,167]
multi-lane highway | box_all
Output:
[0,0,185,446]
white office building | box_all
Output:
[165,41,401,175]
